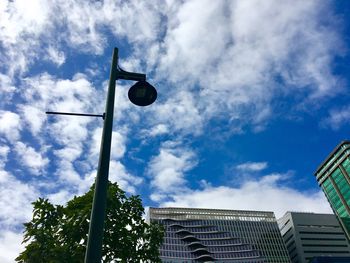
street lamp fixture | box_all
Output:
[47,47,157,263]
[128,80,157,106]
[83,48,157,263]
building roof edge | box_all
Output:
[314,140,350,176]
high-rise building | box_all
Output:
[148,207,291,263]
[314,140,350,240]
[278,212,350,263]
[309,257,350,263]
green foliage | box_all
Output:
[16,182,164,263]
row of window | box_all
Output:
[171,231,231,239]
[163,219,208,227]
[161,244,255,253]
[160,250,261,259]
[303,250,350,254]
[298,231,345,235]
[302,244,348,247]
[170,225,217,232]
[161,237,242,246]
[296,224,340,229]
[300,237,346,241]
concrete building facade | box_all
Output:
[149,207,291,263]
[315,141,350,240]
[278,212,350,263]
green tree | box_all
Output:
[16,182,164,263]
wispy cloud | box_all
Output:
[148,141,197,201]
[0,145,10,168]
[147,90,204,136]
[45,46,66,66]
[0,231,24,263]
[236,161,268,172]
[109,160,143,194]
[323,105,350,130]
[15,142,49,175]
[0,111,22,142]
[154,0,343,134]
[0,73,16,104]
[0,170,38,263]
[0,171,38,229]
[161,172,332,218]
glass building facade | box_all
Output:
[315,141,350,241]
[148,207,291,263]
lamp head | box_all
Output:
[128,80,157,106]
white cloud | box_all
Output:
[0,169,38,263]
[54,146,82,163]
[154,0,343,133]
[101,0,165,45]
[0,0,49,44]
[46,46,66,66]
[236,162,268,172]
[0,0,51,75]
[0,111,22,142]
[90,128,126,163]
[323,105,350,130]
[109,160,143,194]
[47,189,75,206]
[50,117,90,146]
[19,73,102,188]
[1,0,343,135]
[0,231,24,263]
[0,145,10,168]
[23,73,96,112]
[55,160,83,187]
[148,142,197,200]
[146,124,169,137]
[0,170,38,229]
[161,173,332,218]
[0,73,16,104]
[19,105,46,136]
[15,142,49,175]
[148,90,204,136]
[0,0,166,75]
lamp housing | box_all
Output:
[128,80,157,106]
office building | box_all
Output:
[278,212,350,263]
[148,207,291,263]
[309,256,350,263]
[314,140,350,240]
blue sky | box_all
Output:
[1,0,350,261]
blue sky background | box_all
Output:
[1,0,350,261]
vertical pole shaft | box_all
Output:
[84,48,119,263]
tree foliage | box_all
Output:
[16,182,164,263]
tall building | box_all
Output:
[148,207,291,263]
[309,257,350,263]
[314,140,350,240]
[278,212,350,263]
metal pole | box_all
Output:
[84,48,119,263]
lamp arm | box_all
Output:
[116,65,146,81]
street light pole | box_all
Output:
[84,48,119,263]
[84,48,157,263]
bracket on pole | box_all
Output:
[116,66,146,81]
[46,111,105,119]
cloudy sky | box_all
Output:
[1,0,350,261]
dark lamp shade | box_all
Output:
[128,81,157,106]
